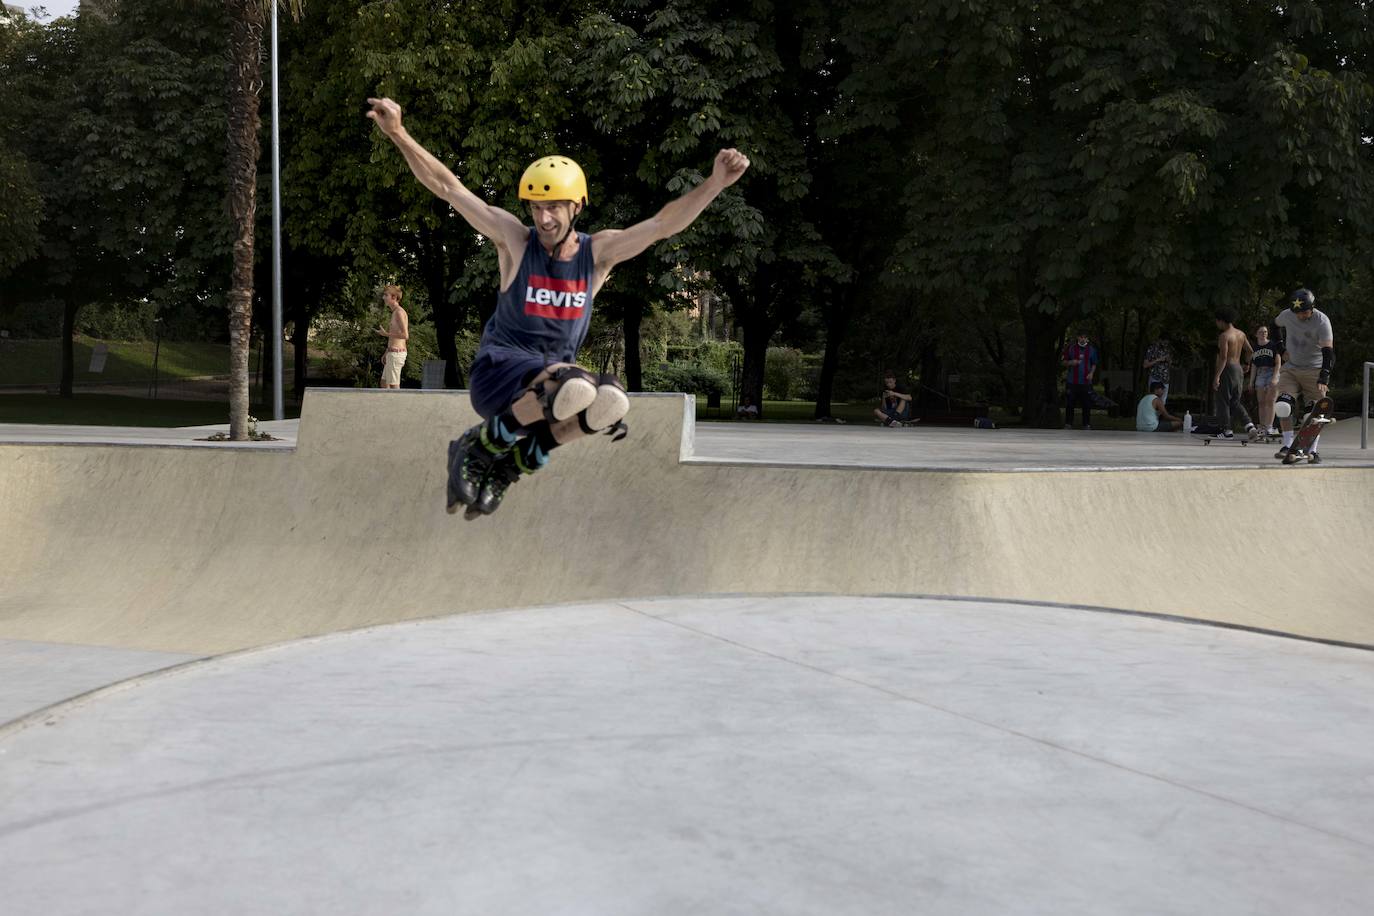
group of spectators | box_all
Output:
[1126,292,1330,453]
[1131,318,1285,435]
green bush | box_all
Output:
[643,362,729,397]
[0,299,64,338]
[77,300,159,341]
[764,347,806,400]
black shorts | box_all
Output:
[468,347,551,420]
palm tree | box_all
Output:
[224,0,301,439]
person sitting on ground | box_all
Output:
[1135,381,1182,432]
[736,394,759,420]
[874,371,916,427]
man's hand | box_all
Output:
[1318,383,1329,397]
[1212,376,1220,391]
[365,98,404,138]
[710,148,751,188]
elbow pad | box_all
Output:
[1319,346,1334,384]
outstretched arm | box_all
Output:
[591,149,751,272]
[366,98,526,253]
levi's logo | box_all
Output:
[524,275,588,320]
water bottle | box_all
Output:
[1182,409,1192,433]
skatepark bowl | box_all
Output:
[2,389,1373,915]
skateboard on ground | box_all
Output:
[1198,433,1252,446]
[1283,396,1335,464]
[1196,426,1262,446]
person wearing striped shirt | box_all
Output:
[1061,330,1099,430]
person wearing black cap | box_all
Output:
[1272,288,1334,463]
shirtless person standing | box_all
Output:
[376,284,409,389]
[1211,307,1258,440]
[365,97,750,516]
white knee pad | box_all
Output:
[578,374,630,440]
[524,366,597,423]
[549,369,597,422]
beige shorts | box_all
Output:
[1277,364,1322,403]
[381,350,407,386]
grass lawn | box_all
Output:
[0,393,298,427]
[0,339,294,387]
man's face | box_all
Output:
[1076,335,1088,346]
[883,376,895,389]
[530,200,579,246]
[1294,308,1314,322]
[383,290,400,310]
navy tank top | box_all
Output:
[479,229,596,364]
[1252,343,1277,369]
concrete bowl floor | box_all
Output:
[2,595,1372,915]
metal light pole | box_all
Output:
[269,0,285,420]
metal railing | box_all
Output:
[1364,362,1373,449]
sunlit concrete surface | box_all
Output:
[0,419,298,448]
[691,416,1374,471]
[2,595,1371,916]
[0,639,196,724]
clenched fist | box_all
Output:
[711,148,751,188]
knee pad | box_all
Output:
[524,366,598,424]
[1275,394,1295,418]
[577,373,630,440]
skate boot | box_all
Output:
[446,424,505,515]
[1307,451,1322,465]
[1274,445,1290,461]
[474,451,530,516]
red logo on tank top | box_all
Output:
[524,275,588,319]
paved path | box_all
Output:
[3,595,1371,915]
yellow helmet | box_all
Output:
[518,156,588,206]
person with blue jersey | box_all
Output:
[1061,330,1098,430]
[365,97,750,516]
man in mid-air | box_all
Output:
[365,98,749,516]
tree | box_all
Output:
[279,0,596,389]
[889,0,1374,426]
[1,5,231,394]
[577,0,847,411]
[221,0,303,438]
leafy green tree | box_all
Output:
[577,0,847,411]
[280,0,593,389]
[1,6,231,395]
[889,0,1373,426]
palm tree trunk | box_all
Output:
[225,0,265,440]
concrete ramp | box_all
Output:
[2,389,1372,654]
